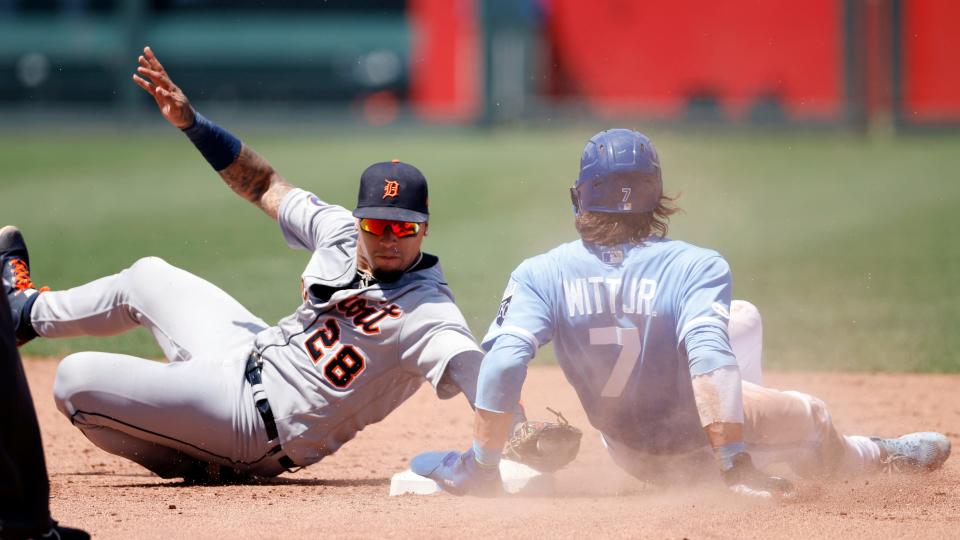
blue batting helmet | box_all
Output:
[570,129,662,214]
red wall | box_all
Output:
[545,0,845,120]
[408,0,480,122]
[901,0,960,121]
[407,0,960,125]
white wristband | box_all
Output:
[692,365,744,426]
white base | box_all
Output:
[389,459,554,496]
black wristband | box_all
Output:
[181,112,242,171]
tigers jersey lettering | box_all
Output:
[251,189,482,467]
[336,297,403,334]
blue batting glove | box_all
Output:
[410,447,502,496]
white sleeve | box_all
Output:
[277,188,355,251]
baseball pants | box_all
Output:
[37,257,287,478]
[604,300,880,484]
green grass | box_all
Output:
[3,127,958,372]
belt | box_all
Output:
[245,354,296,470]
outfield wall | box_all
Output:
[1,0,957,129]
[897,0,960,126]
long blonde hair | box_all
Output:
[574,194,682,245]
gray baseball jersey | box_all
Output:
[255,189,481,466]
[47,186,479,479]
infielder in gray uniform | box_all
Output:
[2,47,484,482]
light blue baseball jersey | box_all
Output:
[478,237,737,454]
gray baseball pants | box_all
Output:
[36,256,287,478]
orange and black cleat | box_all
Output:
[0,226,48,346]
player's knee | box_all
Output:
[53,352,100,418]
[729,299,764,384]
[127,256,171,278]
[120,256,173,302]
[730,300,762,331]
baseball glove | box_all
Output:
[503,407,583,473]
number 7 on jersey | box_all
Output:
[589,326,642,398]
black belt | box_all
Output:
[245,354,296,470]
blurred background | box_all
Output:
[1,0,957,128]
[2,0,958,372]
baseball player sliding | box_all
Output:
[411,129,952,497]
[0,47,487,482]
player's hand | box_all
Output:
[410,448,502,496]
[132,46,195,129]
[721,452,796,500]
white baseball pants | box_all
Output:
[604,300,880,485]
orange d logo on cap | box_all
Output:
[383,179,400,198]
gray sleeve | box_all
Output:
[436,349,483,402]
[399,295,483,397]
[277,188,355,251]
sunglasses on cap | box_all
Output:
[359,218,421,238]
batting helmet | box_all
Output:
[570,129,662,215]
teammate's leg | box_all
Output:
[32,256,268,362]
[53,350,286,479]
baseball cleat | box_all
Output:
[871,432,951,473]
[0,225,47,346]
[410,448,502,496]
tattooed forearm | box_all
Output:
[218,145,273,202]
[258,176,294,219]
[217,144,294,220]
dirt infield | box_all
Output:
[25,358,959,539]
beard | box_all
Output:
[371,267,405,283]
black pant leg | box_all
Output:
[0,292,51,532]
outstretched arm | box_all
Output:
[215,146,293,220]
[132,46,293,220]
[472,334,534,463]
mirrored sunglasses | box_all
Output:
[359,218,421,238]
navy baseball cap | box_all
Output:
[353,160,430,223]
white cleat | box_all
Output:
[871,432,951,473]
